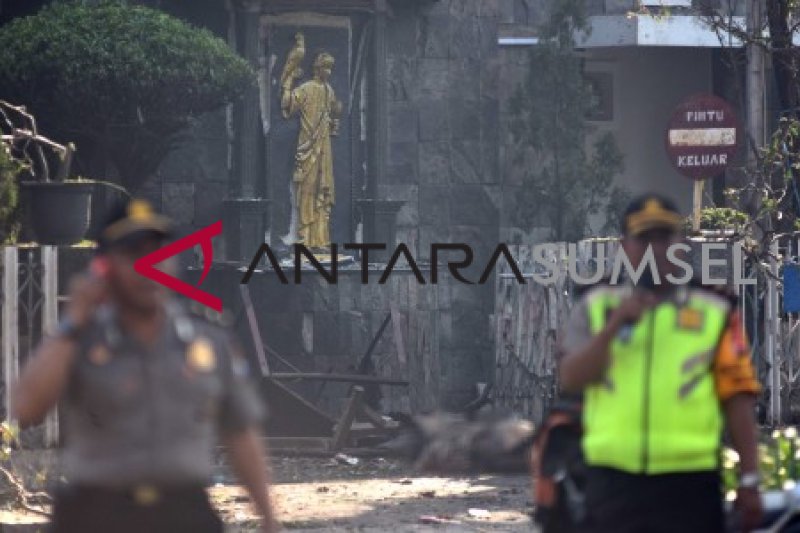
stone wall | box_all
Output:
[380,0,513,408]
[137,0,542,411]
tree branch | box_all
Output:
[0,465,51,517]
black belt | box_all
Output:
[62,482,208,507]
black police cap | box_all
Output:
[96,198,172,252]
[621,193,683,237]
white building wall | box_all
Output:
[585,46,713,219]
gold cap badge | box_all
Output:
[128,199,154,221]
[133,484,161,506]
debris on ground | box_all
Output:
[419,515,461,525]
[0,454,535,531]
[213,457,535,531]
[380,412,536,474]
[333,453,359,466]
[467,508,491,519]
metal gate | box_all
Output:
[0,245,60,445]
[492,241,619,423]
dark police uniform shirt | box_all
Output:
[61,301,263,488]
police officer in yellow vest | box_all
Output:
[12,199,279,532]
[559,194,762,533]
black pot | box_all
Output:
[20,181,93,245]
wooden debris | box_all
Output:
[331,386,365,451]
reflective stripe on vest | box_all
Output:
[582,286,729,474]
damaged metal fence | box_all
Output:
[492,237,798,427]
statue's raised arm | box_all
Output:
[280,33,305,119]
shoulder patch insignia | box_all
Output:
[88,344,112,366]
[186,338,216,372]
[677,308,704,331]
[187,302,232,328]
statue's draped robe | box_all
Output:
[285,79,337,248]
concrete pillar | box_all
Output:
[226,1,270,262]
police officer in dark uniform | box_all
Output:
[13,199,279,532]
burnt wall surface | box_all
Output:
[198,266,451,417]
[381,0,541,408]
[138,0,539,411]
[381,1,503,409]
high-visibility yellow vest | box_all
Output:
[582,285,731,474]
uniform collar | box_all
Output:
[167,300,195,343]
[618,278,689,306]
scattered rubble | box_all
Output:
[419,515,461,525]
[333,453,359,466]
[214,457,535,531]
[380,412,536,474]
[468,508,491,519]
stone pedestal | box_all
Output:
[223,198,270,263]
[356,199,405,262]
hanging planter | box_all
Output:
[13,132,93,246]
[0,101,97,245]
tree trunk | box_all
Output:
[766,0,800,226]
[766,0,799,116]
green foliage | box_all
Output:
[0,0,255,190]
[508,0,626,242]
[0,421,18,462]
[0,144,22,243]
[709,116,800,242]
[684,207,751,232]
[722,428,800,496]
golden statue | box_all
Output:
[280,35,342,251]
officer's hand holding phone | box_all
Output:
[64,256,110,331]
[609,289,658,332]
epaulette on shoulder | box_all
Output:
[187,301,233,328]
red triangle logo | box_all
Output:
[134,220,223,312]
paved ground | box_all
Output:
[0,455,537,532]
[216,457,535,532]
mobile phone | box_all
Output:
[89,256,110,279]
